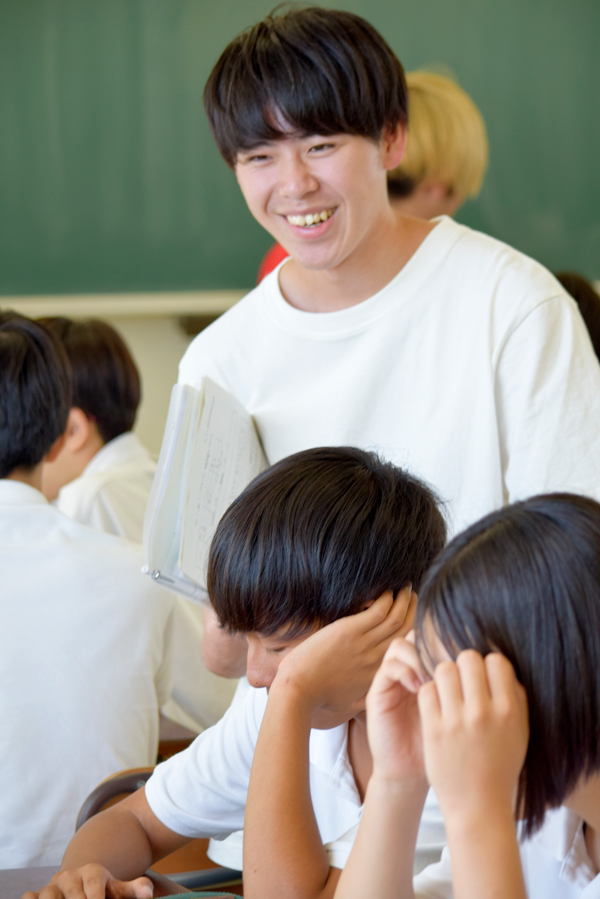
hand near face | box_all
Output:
[418,650,529,822]
[365,635,429,785]
[274,588,415,719]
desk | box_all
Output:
[0,866,190,898]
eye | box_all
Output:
[308,142,335,153]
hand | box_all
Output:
[274,588,415,716]
[418,650,529,823]
[366,635,429,785]
[22,864,153,899]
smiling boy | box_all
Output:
[28,447,446,899]
[181,8,600,682]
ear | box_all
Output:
[64,407,92,452]
[44,433,66,463]
[381,123,408,171]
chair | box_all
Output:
[76,768,243,892]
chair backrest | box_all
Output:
[76,767,153,830]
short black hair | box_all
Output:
[415,493,600,838]
[204,7,408,168]
[39,318,141,444]
[0,311,72,479]
[208,446,446,636]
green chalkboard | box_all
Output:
[0,0,598,295]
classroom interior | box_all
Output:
[1,0,599,896]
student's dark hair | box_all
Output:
[415,493,600,838]
[39,317,141,444]
[204,7,407,167]
[555,271,600,362]
[208,446,446,636]
[0,311,72,478]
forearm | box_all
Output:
[61,805,154,880]
[444,807,526,899]
[336,773,428,899]
[202,606,248,678]
[244,683,331,899]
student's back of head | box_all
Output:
[209,446,446,636]
[0,311,71,479]
[388,71,488,219]
[39,317,140,444]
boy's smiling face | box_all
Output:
[234,128,405,276]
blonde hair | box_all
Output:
[389,70,489,198]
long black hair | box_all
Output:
[416,493,600,837]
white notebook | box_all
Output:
[143,378,268,602]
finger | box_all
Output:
[369,587,413,643]
[354,591,395,630]
[484,654,529,729]
[456,649,491,711]
[372,654,424,694]
[484,652,518,701]
[380,637,429,686]
[417,679,442,729]
[432,659,464,720]
[398,591,417,638]
[108,876,154,898]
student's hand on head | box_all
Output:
[274,587,415,716]
[366,634,429,786]
[22,864,153,899]
[418,650,529,823]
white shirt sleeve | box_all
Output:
[495,294,600,503]
[145,687,267,838]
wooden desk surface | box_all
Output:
[0,865,190,898]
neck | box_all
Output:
[6,463,44,492]
[279,212,435,313]
[564,772,600,872]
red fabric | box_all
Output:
[257,243,290,284]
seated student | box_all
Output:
[336,492,600,899]
[38,316,237,735]
[0,312,175,868]
[256,69,488,280]
[29,446,446,899]
[39,317,154,544]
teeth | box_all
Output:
[286,209,334,227]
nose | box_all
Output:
[279,154,318,200]
[246,640,278,690]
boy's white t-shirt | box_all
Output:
[145,684,445,872]
[179,217,600,536]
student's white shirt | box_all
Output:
[414,807,600,898]
[55,431,156,543]
[179,217,600,538]
[145,684,445,873]
[0,480,174,868]
[55,432,238,733]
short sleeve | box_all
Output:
[145,686,267,838]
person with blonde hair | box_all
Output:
[387,70,489,219]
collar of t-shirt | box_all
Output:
[0,480,47,507]
[259,216,464,340]
[81,431,149,478]
[532,806,599,891]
